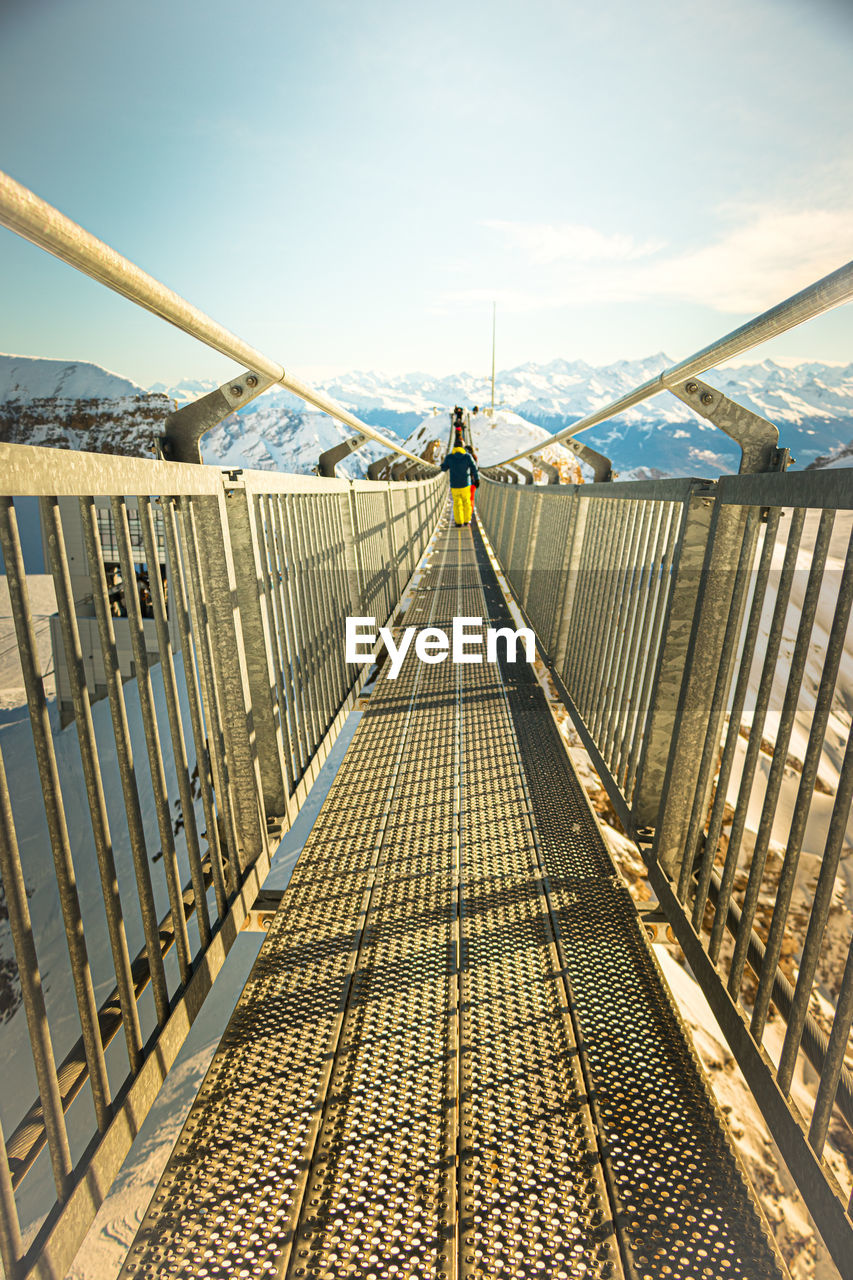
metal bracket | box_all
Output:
[367,454,395,480]
[240,889,285,933]
[160,370,275,464]
[561,436,613,483]
[531,455,560,484]
[511,462,535,484]
[318,432,370,478]
[670,377,788,475]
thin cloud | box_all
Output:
[446,208,852,316]
[482,220,664,265]
[629,209,852,312]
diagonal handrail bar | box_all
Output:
[491,258,853,466]
[0,169,425,469]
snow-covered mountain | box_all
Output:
[198,355,853,477]
[0,358,400,479]
[314,356,853,476]
[4,352,853,479]
[0,355,171,457]
[199,387,393,480]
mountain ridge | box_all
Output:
[3,351,853,478]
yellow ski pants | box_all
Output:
[451,486,473,525]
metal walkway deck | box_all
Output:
[119,513,785,1280]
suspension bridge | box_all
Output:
[0,169,852,1280]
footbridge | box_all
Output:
[1,172,853,1280]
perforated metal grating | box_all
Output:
[120,507,784,1280]
[455,555,619,1280]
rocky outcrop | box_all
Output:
[0,392,172,458]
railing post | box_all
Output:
[341,487,364,614]
[520,492,544,612]
[220,480,290,821]
[402,485,415,577]
[551,493,587,674]
[636,486,754,877]
[502,490,523,590]
[495,485,512,564]
[383,484,399,599]
[631,483,716,847]
[189,488,269,873]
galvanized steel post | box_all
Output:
[221,480,290,820]
[631,484,716,847]
[190,491,269,873]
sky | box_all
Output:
[0,0,851,390]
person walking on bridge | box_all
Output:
[441,428,479,526]
[465,440,478,512]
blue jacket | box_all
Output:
[441,447,479,488]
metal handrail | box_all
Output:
[492,258,853,466]
[475,466,853,1274]
[0,441,446,1280]
[0,169,425,469]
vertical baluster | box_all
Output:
[302,498,335,731]
[778,726,853,1093]
[0,497,111,1129]
[176,497,240,897]
[0,744,72,1198]
[624,501,679,800]
[667,504,762,902]
[80,497,170,1021]
[161,497,228,920]
[255,494,297,800]
[691,509,800,933]
[0,1109,23,1280]
[578,501,620,718]
[138,496,211,949]
[615,501,665,786]
[281,495,321,761]
[563,498,598,696]
[809,934,853,1157]
[751,524,853,1038]
[596,501,642,756]
[273,492,309,777]
[112,496,192,982]
[41,496,143,1071]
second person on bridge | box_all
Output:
[441,427,479,526]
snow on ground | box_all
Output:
[0,575,56,709]
[0,355,145,403]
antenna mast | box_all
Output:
[490,301,496,416]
